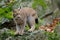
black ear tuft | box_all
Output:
[35,18,38,24]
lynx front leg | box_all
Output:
[19,25,25,35]
[19,19,26,35]
[18,19,26,35]
[13,18,20,35]
[15,24,21,35]
[15,24,25,35]
[28,16,35,32]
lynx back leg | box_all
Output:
[27,16,35,32]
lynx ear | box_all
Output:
[13,8,20,12]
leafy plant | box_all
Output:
[45,31,60,40]
[32,0,47,9]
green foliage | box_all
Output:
[0,8,13,19]
[25,24,30,31]
[35,19,45,29]
[32,0,47,9]
[8,30,15,36]
[44,30,60,40]
[0,0,16,20]
[0,29,15,40]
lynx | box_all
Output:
[13,7,38,35]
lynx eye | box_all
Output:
[13,13,19,17]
